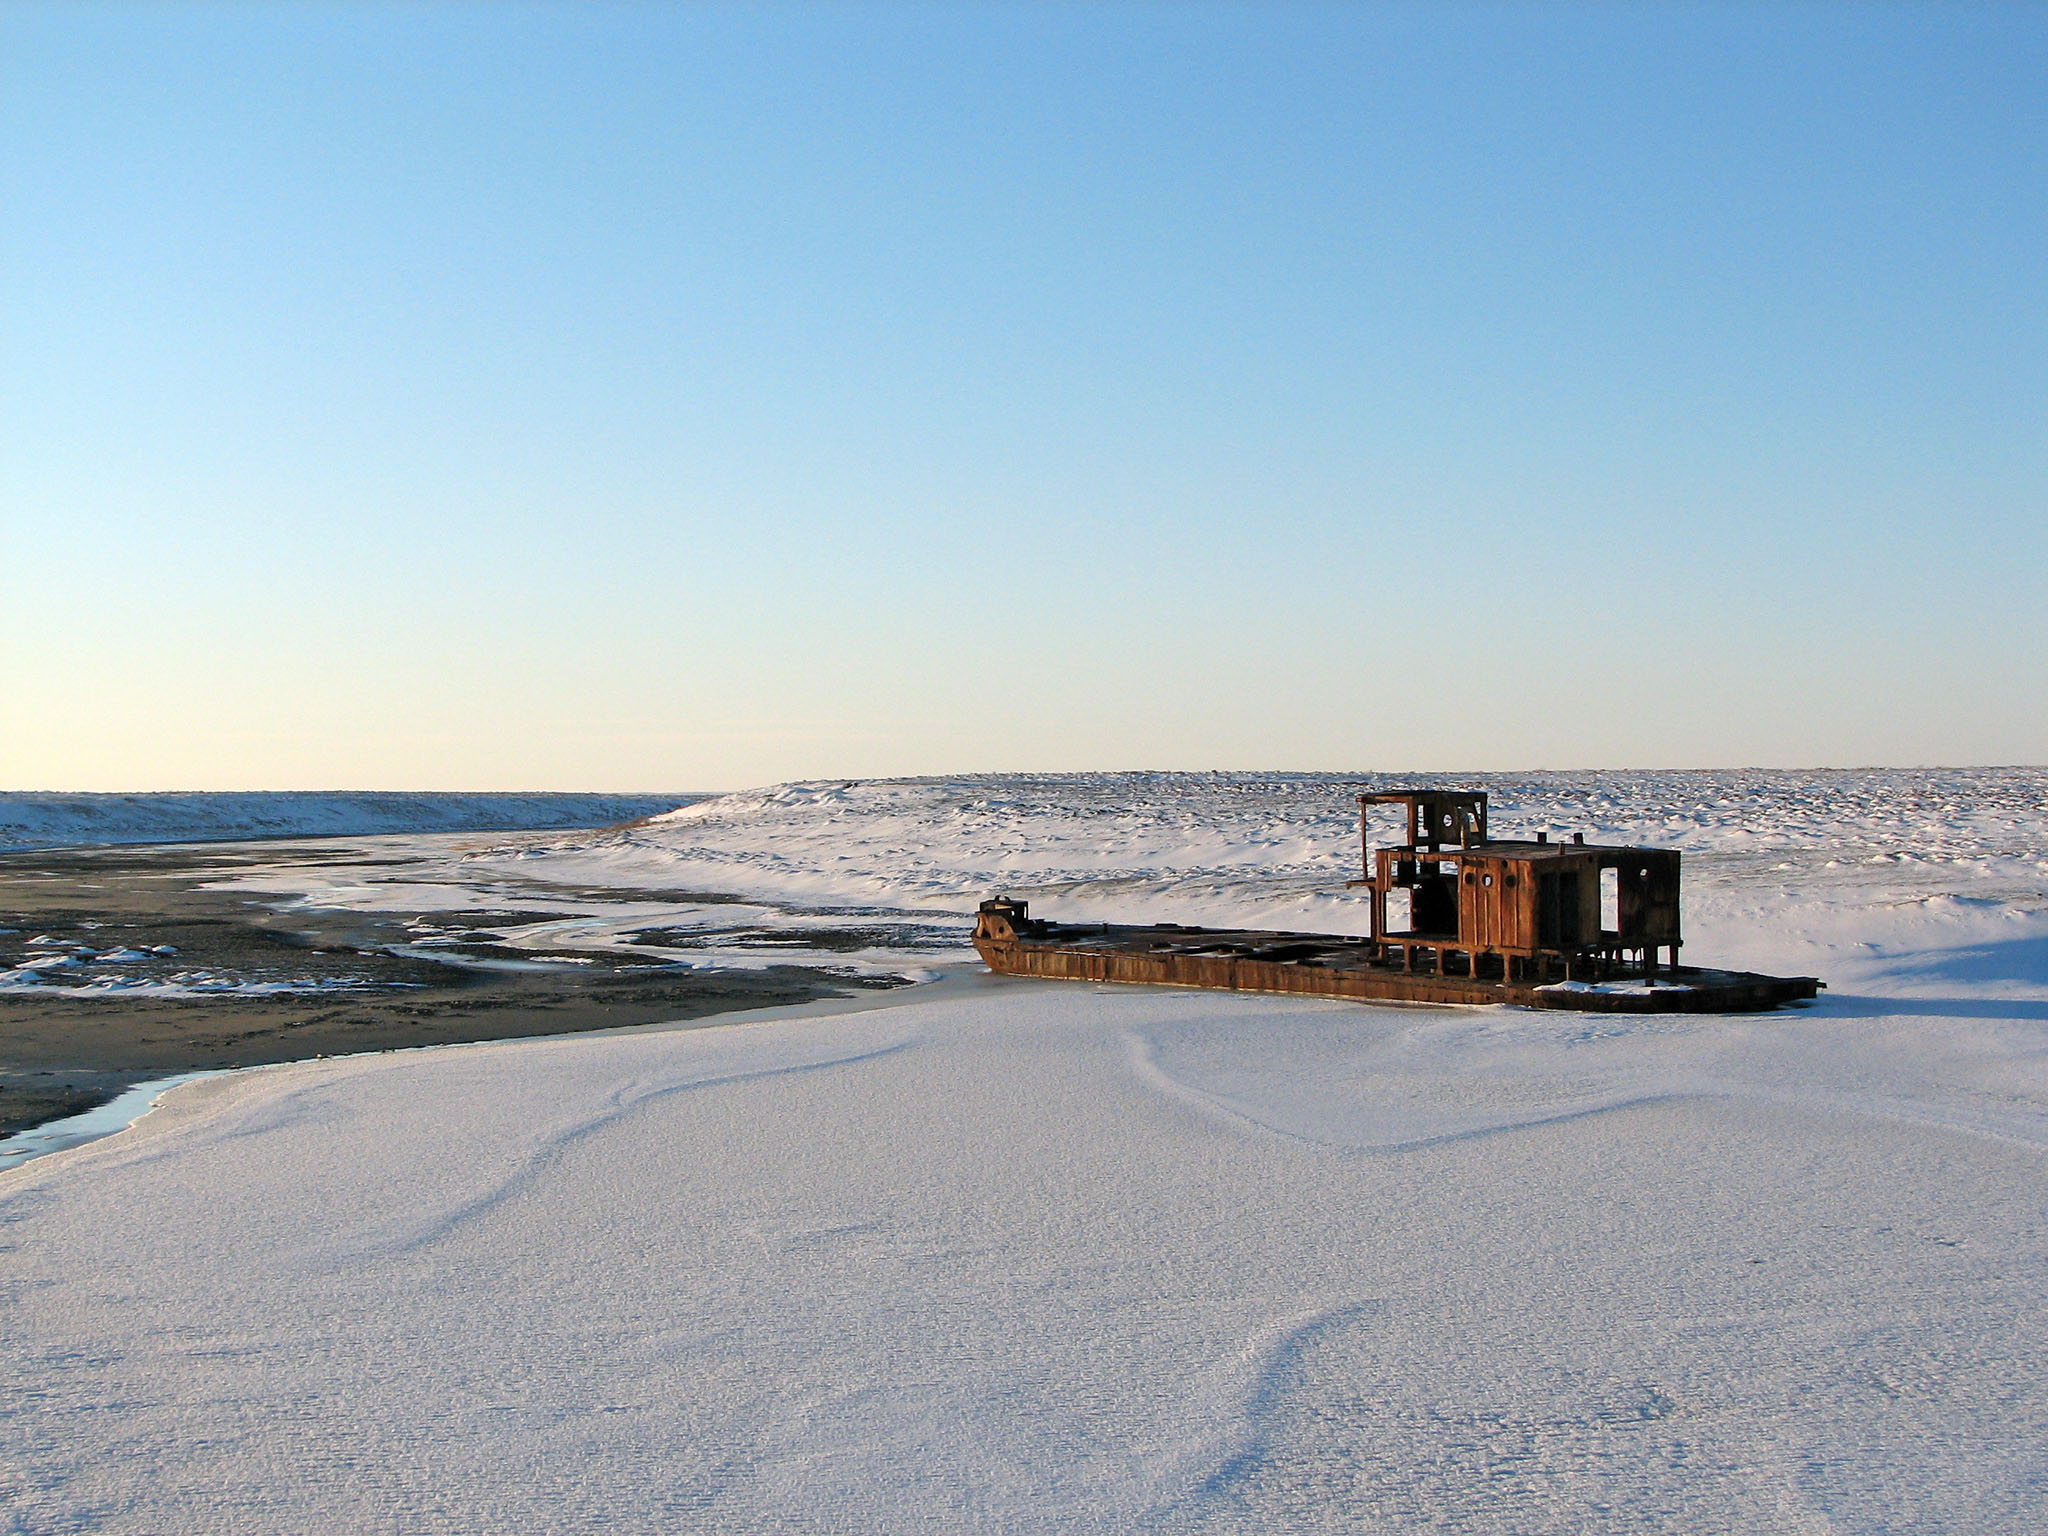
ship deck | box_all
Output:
[975,917,1821,1013]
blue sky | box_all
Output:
[4,2,2042,789]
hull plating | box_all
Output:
[974,923,1820,1013]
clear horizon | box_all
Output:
[5,764,2045,801]
[6,3,2043,791]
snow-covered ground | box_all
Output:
[6,981,2044,1532]
[3,770,2045,1531]
[203,769,2048,995]
[0,790,694,854]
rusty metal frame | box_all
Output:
[970,788,1817,1012]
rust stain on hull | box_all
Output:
[973,911,1818,1014]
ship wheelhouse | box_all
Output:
[1357,790,1681,984]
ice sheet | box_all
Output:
[0,791,695,854]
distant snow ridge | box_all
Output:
[563,773,1378,926]
[512,768,2048,935]
[643,767,2048,860]
[0,792,697,855]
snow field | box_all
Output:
[3,979,2043,1533]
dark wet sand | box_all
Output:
[0,842,881,1139]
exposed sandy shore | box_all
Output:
[0,841,882,1138]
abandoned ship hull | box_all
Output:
[974,919,1821,1014]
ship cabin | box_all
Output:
[1358,790,1681,983]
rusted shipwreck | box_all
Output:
[974,789,1820,1013]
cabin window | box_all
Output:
[1601,866,1620,935]
[1482,874,1494,887]
[1504,875,1517,889]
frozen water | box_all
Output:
[2,769,2044,1531]
[0,1071,220,1175]
[0,790,694,854]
